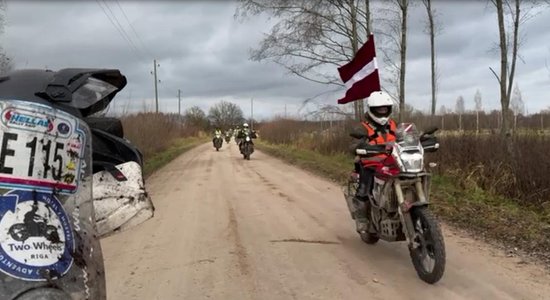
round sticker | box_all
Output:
[0,190,74,281]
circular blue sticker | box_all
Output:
[0,190,74,281]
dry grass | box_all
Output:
[258,119,550,211]
[256,122,550,265]
[121,112,202,160]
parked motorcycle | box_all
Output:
[213,133,223,151]
[0,68,152,299]
[343,123,445,284]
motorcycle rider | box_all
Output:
[237,123,256,152]
[212,127,223,147]
[350,91,396,232]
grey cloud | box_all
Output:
[2,0,549,119]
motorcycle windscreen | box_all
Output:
[0,100,105,300]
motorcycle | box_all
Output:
[9,207,60,243]
[343,123,445,284]
[239,132,256,160]
[213,133,223,151]
[224,133,231,143]
[0,68,152,299]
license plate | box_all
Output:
[0,101,86,194]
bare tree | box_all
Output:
[375,0,409,121]
[438,104,447,129]
[455,95,465,131]
[396,0,408,122]
[236,0,377,121]
[474,89,483,133]
[510,84,525,131]
[208,101,245,130]
[422,0,441,116]
[490,0,537,139]
[183,106,209,129]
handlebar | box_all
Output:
[355,144,388,156]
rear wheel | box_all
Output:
[408,206,446,284]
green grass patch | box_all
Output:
[256,140,350,183]
[143,137,205,177]
[257,140,550,263]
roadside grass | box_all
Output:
[143,137,206,177]
[120,112,207,176]
[256,140,550,265]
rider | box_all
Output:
[237,123,256,151]
[213,127,223,145]
[350,91,396,231]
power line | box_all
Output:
[114,0,154,59]
[95,0,143,60]
[101,0,143,59]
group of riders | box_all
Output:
[209,91,400,231]
[207,91,445,283]
[212,122,257,154]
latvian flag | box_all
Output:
[337,34,381,104]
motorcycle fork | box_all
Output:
[394,180,417,245]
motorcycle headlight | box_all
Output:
[400,152,423,173]
[246,136,250,141]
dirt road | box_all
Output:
[101,141,550,300]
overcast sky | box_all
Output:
[1,1,549,119]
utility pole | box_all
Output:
[250,98,254,130]
[153,59,159,113]
[178,89,181,115]
[284,104,287,118]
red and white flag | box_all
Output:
[337,34,381,104]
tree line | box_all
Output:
[236,0,549,144]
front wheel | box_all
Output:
[408,206,446,284]
[360,231,379,244]
[9,224,29,241]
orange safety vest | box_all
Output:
[360,119,397,161]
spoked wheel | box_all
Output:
[408,206,446,284]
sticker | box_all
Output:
[0,190,74,281]
[0,101,86,194]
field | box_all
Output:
[256,118,550,264]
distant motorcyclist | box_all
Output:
[237,123,256,151]
[349,91,396,231]
[212,127,223,149]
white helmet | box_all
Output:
[366,91,393,126]
[243,123,249,128]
